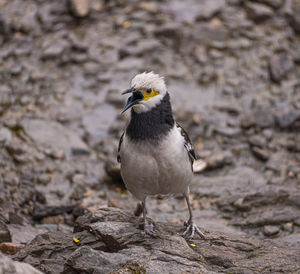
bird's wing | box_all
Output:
[176,122,196,166]
[117,132,124,163]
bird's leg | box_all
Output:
[183,190,205,239]
[142,198,155,235]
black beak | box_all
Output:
[121,88,133,95]
[121,89,144,114]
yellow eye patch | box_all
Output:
[143,90,159,101]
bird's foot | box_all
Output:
[142,222,157,237]
[183,220,205,239]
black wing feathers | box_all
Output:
[176,123,196,165]
[117,132,124,163]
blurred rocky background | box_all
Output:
[0,0,300,273]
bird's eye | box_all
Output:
[146,88,152,94]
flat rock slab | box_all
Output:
[21,118,90,157]
[15,207,300,274]
[0,252,42,274]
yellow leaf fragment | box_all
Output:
[73,237,79,243]
[190,243,196,247]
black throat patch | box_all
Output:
[126,93,175,142]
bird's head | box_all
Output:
[121,72,167,114]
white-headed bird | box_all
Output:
[118,72,205,239]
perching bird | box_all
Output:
[118,72,205,239]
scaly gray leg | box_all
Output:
[183,190,205,239]
[142,198,155,235]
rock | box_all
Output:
[0,221,11,243]
[0,127,12,145]
[285,0,300,34]
[68,0,90,18]
[119,39,161,58]
[240,114,255,129]
[116,57,144,71]
[15,207,300,273]
[254,0,284,9]
[263,225,280,236]
[21,119,90,157]
[205,151,233,170]
[154,23,182,41]
[0,242,24,255]
[194,166,267,199]
[42,40,69,60]
[291,39,300,64]
[252,107,275,128]
[196,0,226,20]
[248,135,266,148]
[105,89,125,107]
[251,146,270,161]
[164,0,225,23]
[7,225,47,245]
[269,51,294,84]
[0,253,42,274]
[82,105,117,147]
[9,212,24,225]
[274,103,300,128]
[214,126,241,137]
[245,2,274,21]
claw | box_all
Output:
[183,221,205,239]
[142,222,158,237]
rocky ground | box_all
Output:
[0,0,300,273]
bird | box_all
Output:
[117,71,205,239]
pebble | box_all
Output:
[263,225,279,236]
[0,242,24,255]
[252,107,275,128]
[0,221,11,243]
[274,104,300,128]
[251,147,270,161]
[248,135,266,148]
[106,89,125,108]
[69,0,90,18]
[42,40,69,59]
[285,0,300,34]
[196,0,226,20]
[245,2,274,21]
[0,127,12,145]
[206,151,232,169]
[269,51,294,84]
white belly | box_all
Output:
[120,126,192,200]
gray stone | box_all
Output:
[0,127,12,145]
[42,40,69,59]
[196,0,226,20]
[245,2,274,21]
[285,0,300,34]
[0,253,42,274]
[269,51,294,83]
[254,0,284,9]
[274,103,300,128]
[263,225,280,236]
[252,107,275,128]
[251,146,270,161]
[15,207,300,274]
[0,221,11,243]
[105,89,125,107]
[82,105,117,147]
[69,0,90,18]
[248,135,266,148]
[21,119,89,157]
